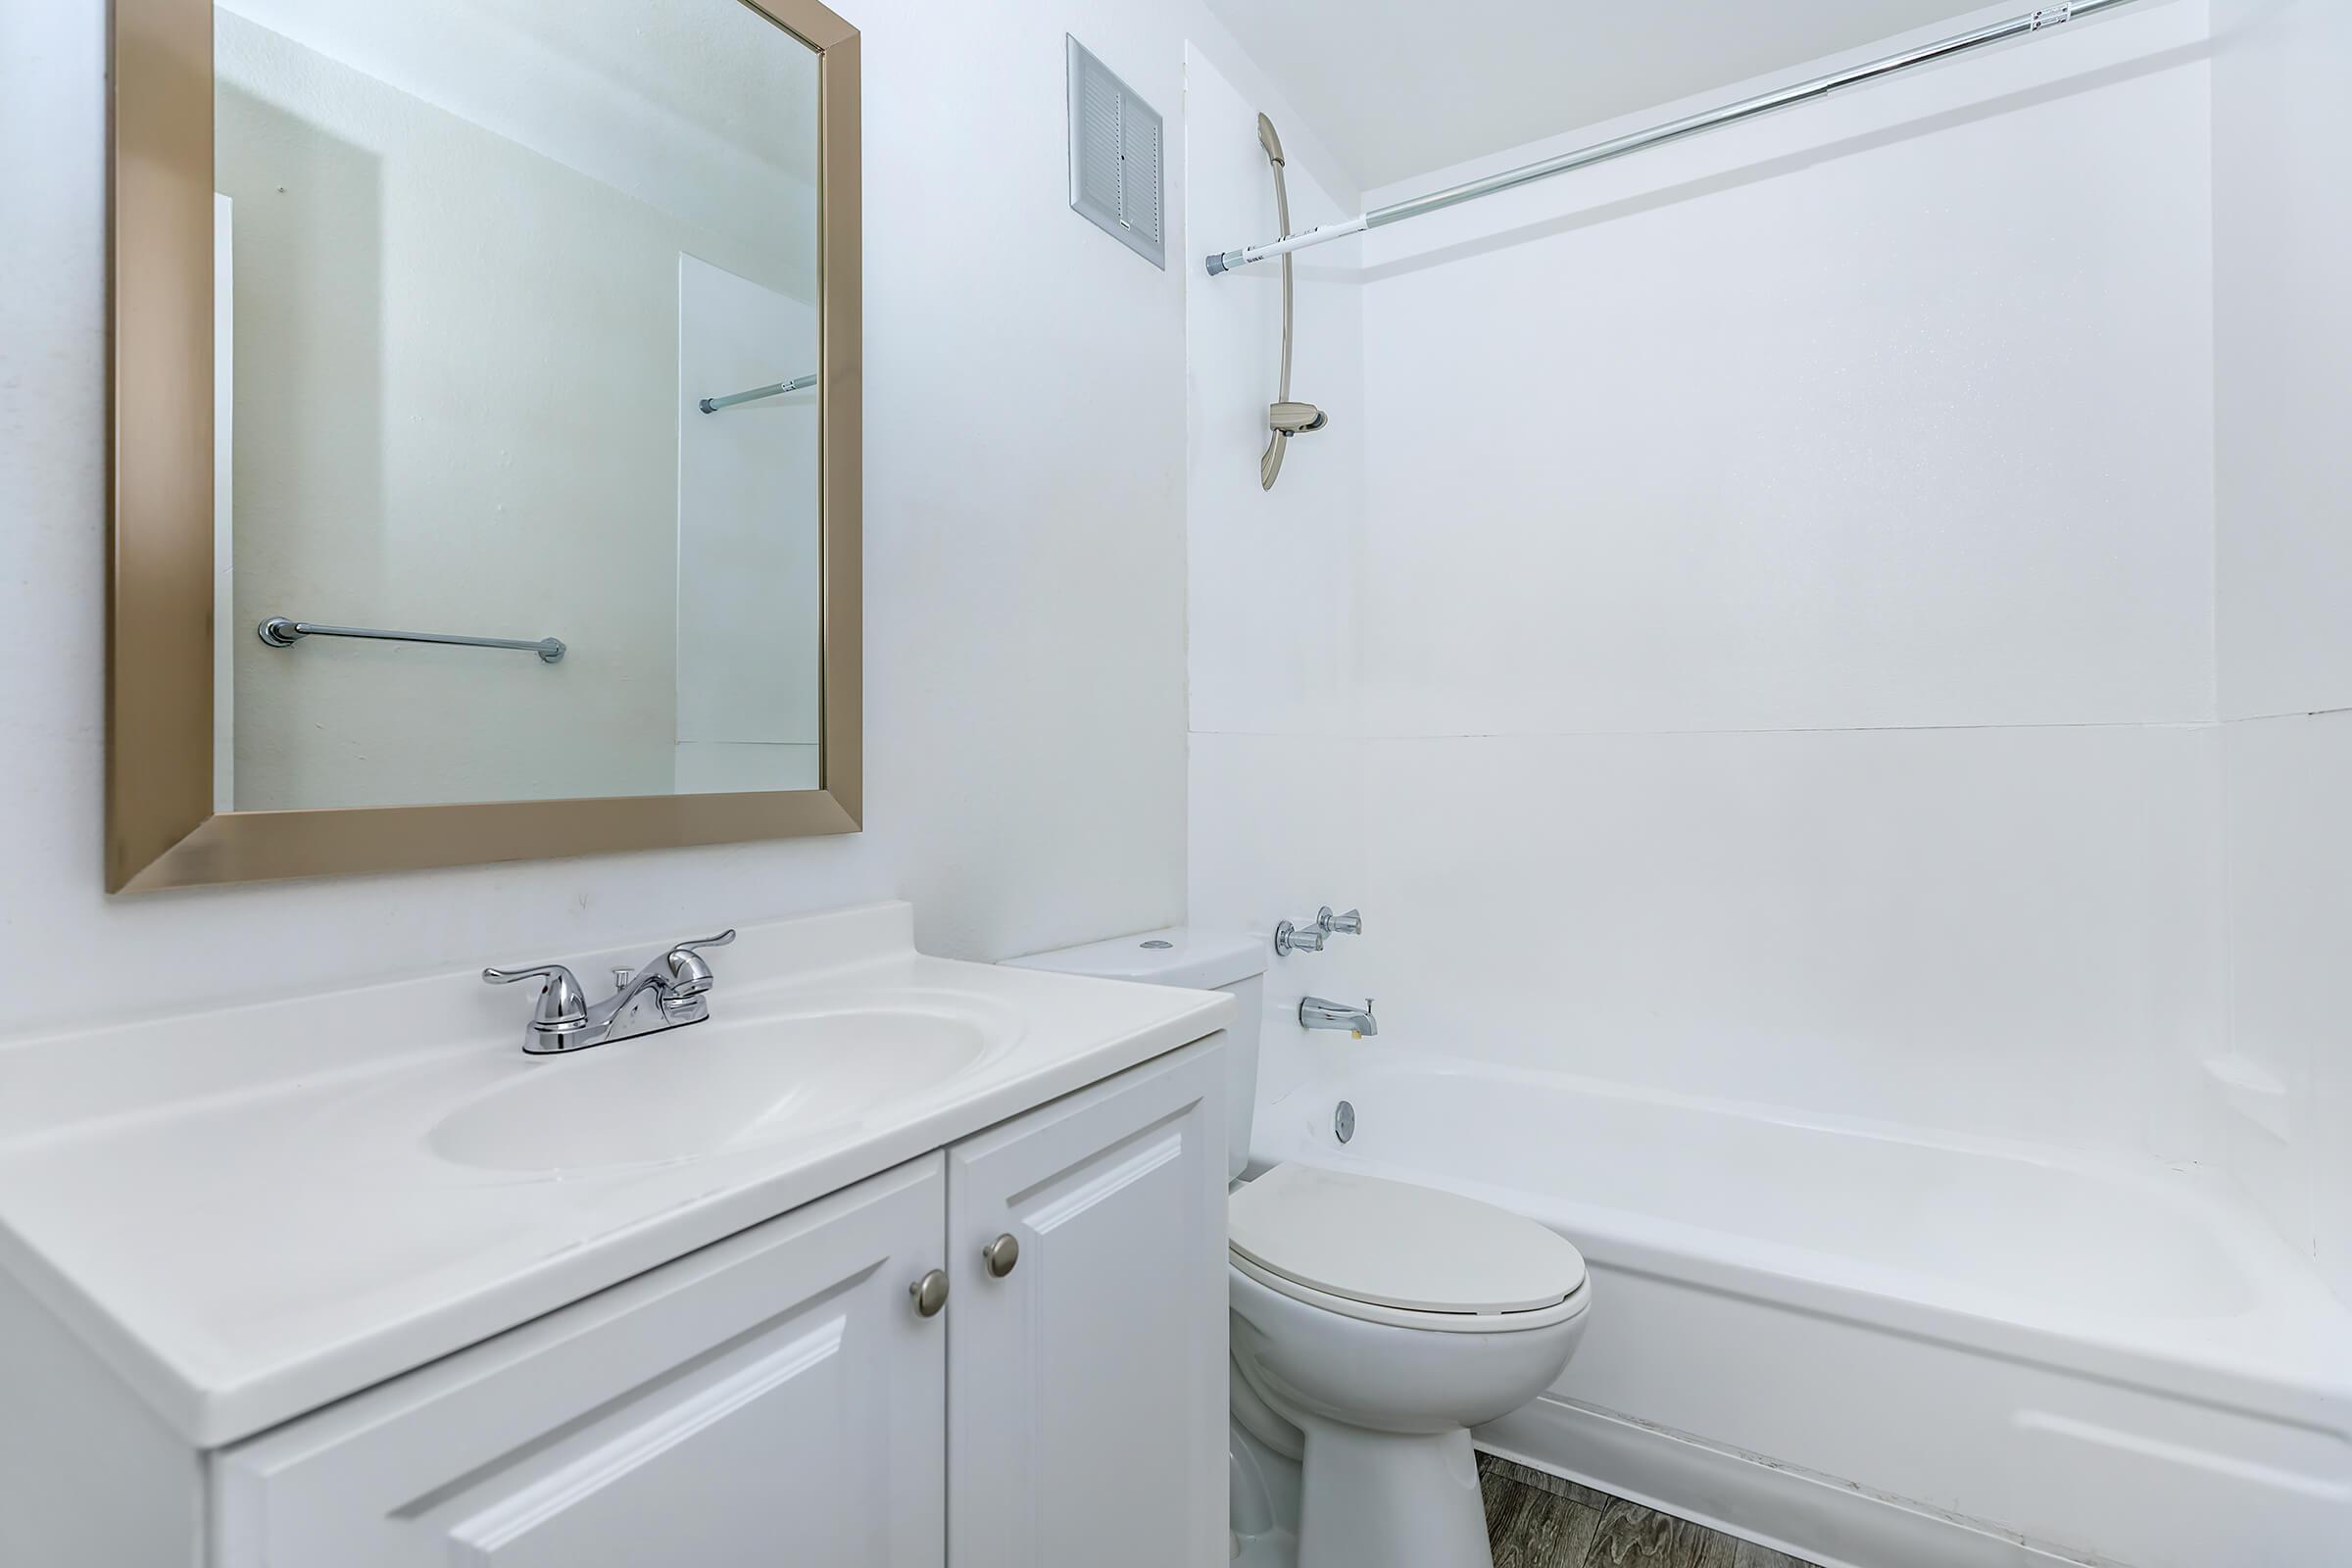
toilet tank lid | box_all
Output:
[1002,927,1266,990]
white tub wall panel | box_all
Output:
[1184,40,1367,741]
[2216,714,2318,1260]
[1347,726,2221,1156]
[2208,0,2352,1306]
[1188,731,1377,1117]
[1183,0,2227,1169]
[2221,710,2352,1305]
[2211,0,2352,722]
[2317,743,2352,1311]
[1351,0,2216,739]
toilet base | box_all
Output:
[1296,1418,1491,1568]
[1231,1410,1301,1567]
[1228,1399,1494,1568]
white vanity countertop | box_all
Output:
[0,903,1232,1447]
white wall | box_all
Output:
[2210,0,2352,1301]
[0,0,1193,1033]
[1191,2,2227,1157]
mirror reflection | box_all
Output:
[213,0,824,810]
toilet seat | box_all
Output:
[1228,1162,1587,1332]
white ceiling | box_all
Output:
[1199,0,1987,192]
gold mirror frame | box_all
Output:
[108,0,861,893]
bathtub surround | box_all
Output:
[1186,2,2352,1564]
[2209,0,2352,1308]
[1190,0,2224,1159]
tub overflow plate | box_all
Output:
[1333,1101,1355,1144]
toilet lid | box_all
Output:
[1228,1163,1587,1316]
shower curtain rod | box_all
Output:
[1204,0,2145,276]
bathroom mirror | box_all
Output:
[108,0,860,891]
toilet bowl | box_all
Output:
[1227,1161,1589,1568]
[1004,928,1590,1568]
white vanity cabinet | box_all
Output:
[214,1155,952,1567]
[209,1041,1227,1568]
[947,1039,1231,1568]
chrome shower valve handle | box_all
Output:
[1274,920,1326,956]
[1277,905,1363,955]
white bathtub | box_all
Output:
[1249,1048,2352,1568]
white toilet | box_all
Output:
[1006,929,1590,1568]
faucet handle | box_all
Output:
[669,930,737,956]
[1274,919,1326,956]
[481,962,590,1035]
[663,929,737,997]
[1317,906,1363,937]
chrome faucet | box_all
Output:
[1298,996,1378,1037]
[484,930,736,1055]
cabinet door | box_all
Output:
[215,1155,949,1568]
[947,1041,1228,1568]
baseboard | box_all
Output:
[1478,1395,2113,1568]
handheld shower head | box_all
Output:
[1250,113,1329,491]
[1259,401,1329,489]
[1269,401,1328,436]
[1256,112,1286,167]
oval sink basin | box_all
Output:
[428,1004,1004,1175]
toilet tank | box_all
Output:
[1002,928,1266,1181]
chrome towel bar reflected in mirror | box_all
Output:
[257,616,566,664]
[698,371,817,414]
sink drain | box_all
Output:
[1333,1101,1355,1144]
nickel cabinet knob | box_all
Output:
[910,1268,950,1318]
[983,1233,1021,1279]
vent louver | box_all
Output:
[1066,36,1164,269]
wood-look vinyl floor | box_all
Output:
[1481,1454,1822,1568]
